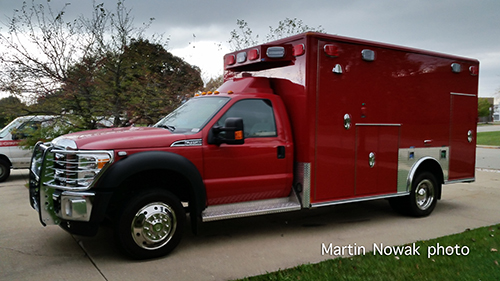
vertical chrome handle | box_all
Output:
[344,114,352,130]
[369,152,376,168]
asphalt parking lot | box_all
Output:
[1,147,499,281]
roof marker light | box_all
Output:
[451,63,461,73]
[214,91,220,95]
[248,49,259,61]
[266,46,286,58]
[469,66,478,76]
[207,91,213,95]
[361,49,375,61]
[227,90,234,95]
[293,44,305,56]
[324,44,339,57]
[236,52,247,63]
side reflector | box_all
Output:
[235,130,243,140]
[225,54,236,66]
[266,46,286,58]
[469,65,479,76]
[324,44,339,57]
[248,49,259,61]
[293,44,305,56]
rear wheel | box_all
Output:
[114,189,185,259]
[0,159,11,183]
[409,172,438,217]
[389,172,439,217]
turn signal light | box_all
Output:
[235,130,243,140]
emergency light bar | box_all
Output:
[224,44,303,71]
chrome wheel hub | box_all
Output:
[131,202,177,250]
[415,179,435,211]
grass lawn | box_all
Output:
[237,224,500,281]
[477,131,500,146]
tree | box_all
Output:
[478,98,492,123]
[0,1,202,131]
[203,75,224,92]
[0,96,27,127]
[229,18,325,51]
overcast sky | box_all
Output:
[0,0,499,99]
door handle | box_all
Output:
[277,146,285,159]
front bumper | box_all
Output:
[29,142,113,231]
[30,170,95,226]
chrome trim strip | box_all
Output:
[355,123,401,127]
[311,192,409,208]
[170,139,203,147]
[450,92,476,97]
[294,162,311,208]
[445,178,475,184]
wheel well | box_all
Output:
[413,159,444,199]
[108,169,193,217]
[0,155,12,166]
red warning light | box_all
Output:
[248,49,260,61]
[469,66,479,76]
[324,44,339,57]
[225,54,236,66]
[293,44,305,56]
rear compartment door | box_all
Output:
[449,93,477,180]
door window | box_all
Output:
[217,99,277,138]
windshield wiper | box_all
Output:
[157,124,176,132]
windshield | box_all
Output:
[154,96,230,134]
[0,118,24,139]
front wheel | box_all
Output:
[114,189,185,259]
[0,159,11,183]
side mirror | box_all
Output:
[208,117,245,145]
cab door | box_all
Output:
[203,98,293,205]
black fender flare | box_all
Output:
[96,151,206,218]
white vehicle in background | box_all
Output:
[0,115,56,182]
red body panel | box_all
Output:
[223,32,478,205]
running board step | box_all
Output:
[202,194,302,222]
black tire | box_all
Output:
[389,172,439,217]
[114,189,185,259]
[0,159,11,183]
[408,172,438,217]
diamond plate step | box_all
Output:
[202,192,302,222]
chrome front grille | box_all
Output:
[31,142,114,191]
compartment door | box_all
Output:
[355,125,400,196]
[449,93,477,180]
